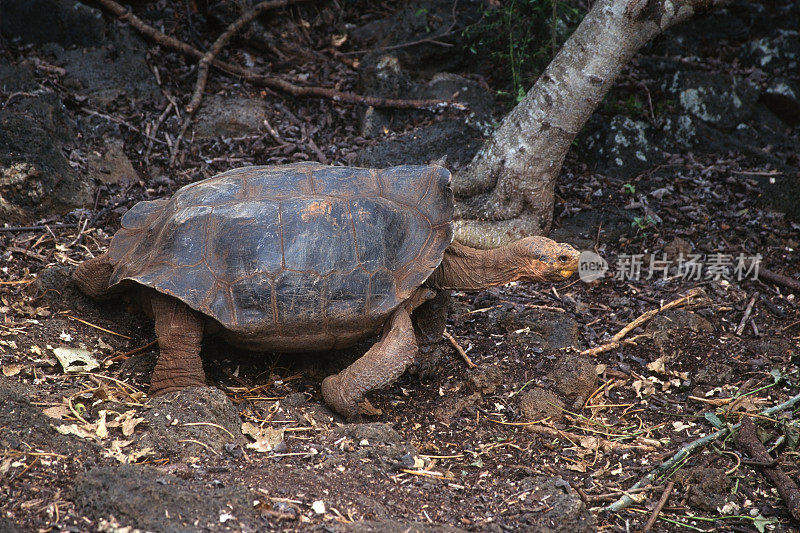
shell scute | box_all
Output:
[106,163,453,343]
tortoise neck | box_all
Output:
[427,242,520,291]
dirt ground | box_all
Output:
[1,1,799,532]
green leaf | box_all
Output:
[770,368,783,383]
[470,457,484,468]
[753,513,775,533]
[704,412,725,429]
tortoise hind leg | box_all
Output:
[149,291,207,395]
[410,289,450,378]
[321,305,418,418]
[72,253,114,300]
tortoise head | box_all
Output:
[509,236,580,282]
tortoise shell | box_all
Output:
[107,162,453,351]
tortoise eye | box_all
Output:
[558,255,570,263]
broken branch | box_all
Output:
[93,0,465,111]
[581,288,706,356]
[735,417,800,522]
[443,330,477,368]
[605,389,800,513]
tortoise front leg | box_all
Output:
[149,291,206,395]
[321,305,418,418]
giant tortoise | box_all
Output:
[73,162,579,417]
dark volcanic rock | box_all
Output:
[582,115,662,179]
[499,309,581,352]
[72,464,255,533]
[547,354,598,407]
[1,0,106,48]
[665,72,760,131]
[517,476,597,533]
[518,387,566,423]
[676,467,731,513]
[356,119,483,168]
[0,93,91,224]
[48,27,161,106]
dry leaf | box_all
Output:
[96,410,109,439]
[2,364,24,376]
[646,357,666,373]
[42,405,71,419]
[55,423,96,440]
[242,422,285,453]
[358,399,383,416]
[331,34,347,47]
[52,347,99,373]
[632,379,655,397]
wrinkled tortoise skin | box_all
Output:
[107,162,453,352]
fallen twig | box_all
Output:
[93,0,465,111]
[605,389,800,512]
[580,333,650,357]
[642,481,674,532]
[443,330,477,368]
[758,267,800,293]
[174,0,304,164]
[735,293,758,336]
[106,340,158,363]
[0,223,79,233]
[581,287,706,356]
[735,417,800,521]
[67,315,132,339]
[7,246,48,262]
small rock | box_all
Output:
[280,392,308,408]
[498,309,581,351]
[518,387,566,422]
[663,237,693,261]
[516,476,597,533]
[762,77,800,126]
[675,467,731,512]
[87,138,137,186]
[193,95,268,140]
[547,355,598,406]
[467,366,504,395]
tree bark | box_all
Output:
[453,0,729,249]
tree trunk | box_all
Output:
[453,0,729,249]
